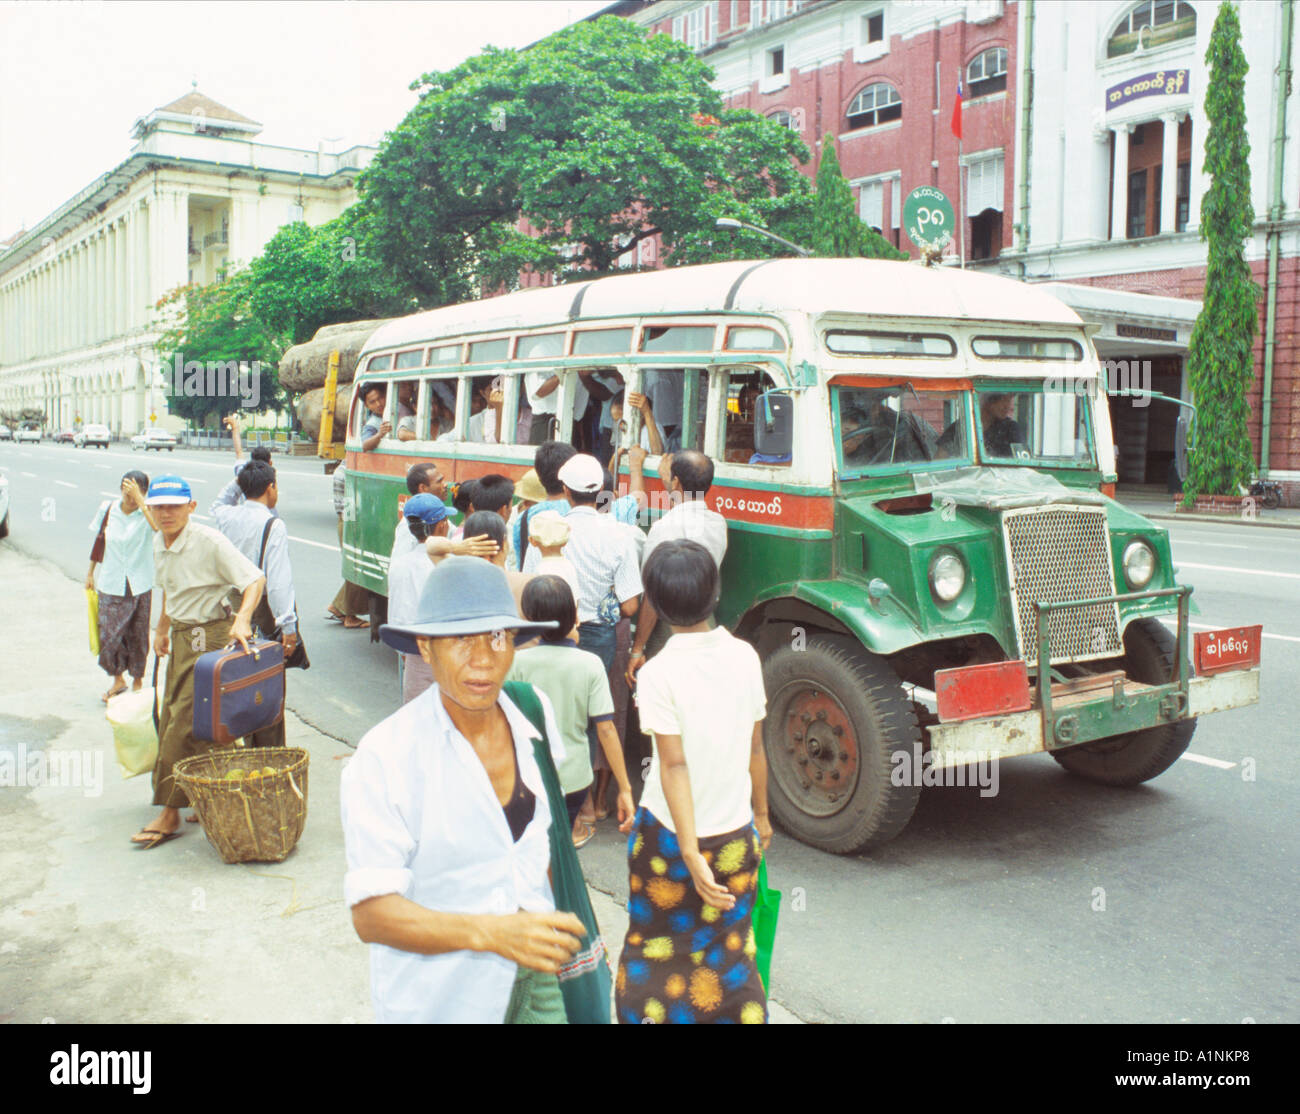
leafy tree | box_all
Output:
[810,135,907,260]
[356,16,812,290]
[248,213,423,346]
[1183,1,1260,501]
[153,267,289,426]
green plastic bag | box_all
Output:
[753,853,781,994]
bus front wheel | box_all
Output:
[762,635,922,854]
[1050,618,1196,786]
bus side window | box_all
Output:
[425,377,457,441]
[642,368,707,454]
[718,369,789,466]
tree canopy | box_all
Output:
[355,16,812,290]
[1183,1,1259,500]
[810,135,907,260]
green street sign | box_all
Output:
[903,186,956,251]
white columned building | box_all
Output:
[0,90,377,437]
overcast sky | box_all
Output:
[0,0,612,237]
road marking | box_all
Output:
[1174,541,1248,550]
[1158,618,1300,644]
[54,480,77,489]
[1178,561,1300,581]
[20,471,37,478]
[99,491,121,498]
[288,534,338,552]
[93,463,111,470]
[1179,752,1237,770]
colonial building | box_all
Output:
[0,90,375,435]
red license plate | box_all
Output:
[1194,625,1262,675]
[934,660,1032,722]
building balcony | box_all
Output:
[203,230,228,251]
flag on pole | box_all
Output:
[950,77,964,140]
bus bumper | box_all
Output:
[925,666,1260,767]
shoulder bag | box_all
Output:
[258,517,309,669]
[502,680,612,1025]
[89,502,111,564]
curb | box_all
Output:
[1124,509,1300,531]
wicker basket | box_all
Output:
[173,747,309,864]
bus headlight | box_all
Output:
[929,551,966,603]
[1122,540,1156,589]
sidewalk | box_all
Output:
[1116,486,1300,530]
[0,547,799,1024]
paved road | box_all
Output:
[0,440,395,745]
[2,440,1295,1024]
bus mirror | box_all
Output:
[754,391,793,459]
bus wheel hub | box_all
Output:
[782,690,859,816]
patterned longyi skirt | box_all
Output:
[616,807,767,1025]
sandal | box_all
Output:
[342,616,367,629]
[572,820,596,849]
[130,827,182,849]
[102,685,128,704]
[325,608,345,622]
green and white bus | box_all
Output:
[339,259,1260,853]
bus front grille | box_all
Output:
[1001,505,1122,669]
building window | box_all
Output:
[767,46,785,76]
[1127,168,1148,238]
[1176,161,1190,231]
[846,83,902,130]
[859,180,884,234]
[768,108,801,132]
[672,5,714,49]
[965,151,1005,257]
[1107,1,1197,58]
[970,210,1002,259]
[966,47,1008,98]
[863,10,884,44]
[752,0,801,26]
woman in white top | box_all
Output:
[616,539,772,1025]
[343,556,585,1024]
[85,471,157,702]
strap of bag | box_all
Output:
[89,503,111,564]
[150,655,161,734]
[517,505,532,571]
[257,516,275,570]
[502,680,564,809]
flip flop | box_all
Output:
[342,617,367,629]
[572,820,596,849]
[101,686,128,704]
[325,609,345,622]
[130,828,182,849]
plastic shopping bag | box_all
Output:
[106,662,162,779]
[86,588,99,656]
[754,854,781,995]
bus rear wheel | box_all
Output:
[1050,618,1196,786]
[762,635,922,854]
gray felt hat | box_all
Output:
[378,556,556,655]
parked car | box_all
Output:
[0,471,9,539]
[55,428,76,444]
[131,428,177,452]
[15,425,41,443]
[0,425,12,441]
[75,424,111,449]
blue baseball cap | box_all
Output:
[145,475,193,505]
[404,493,448,524]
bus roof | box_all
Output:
[364,258,1084,353]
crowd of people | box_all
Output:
[89,424,772,1022]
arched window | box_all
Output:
[768,109,801,132]
[967,47,1008,98]
[1108,1,1196,58]
[846,83,901,130]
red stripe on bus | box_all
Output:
[346,450,834,531]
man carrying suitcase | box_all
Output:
[132,475,266,848]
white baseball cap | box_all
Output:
[557,453,604,494]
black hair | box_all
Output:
[610,390,625,407]
[236,459,276,500]
[462,510,507,549]
[360,381,385,402]
[407,518,436,542]
[122,470,149,494]
[641,539,719,627]
[452,479,477,515]
[535,440,577,496]
[472,473,514,515]
[565,485,599,507]
[670,450,714,498]
[406,461,440,495]
[249,445,273,464]
[521,575,577,644]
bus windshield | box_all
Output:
[974,382,1096,468]
[834,385,970,474]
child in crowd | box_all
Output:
[616,538,772,1025]
[526,511,581,607]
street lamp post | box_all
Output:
[715,217,811,258]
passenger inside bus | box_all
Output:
[980,392,1026,458]
[395,381,419,442]
[468,376,505,443]
[359,382,389,452]
[426,381,456,441]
